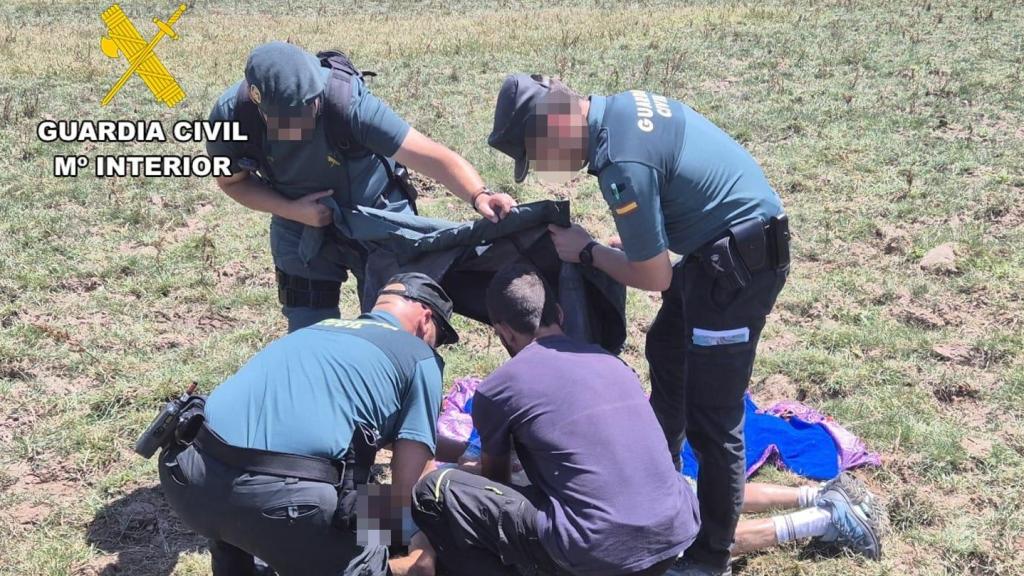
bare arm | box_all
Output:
[591,244,673,292]
[214,171,333,227]
[391,439,436,512]
[480,450,512,484]
[548,224,673,291]
[393,128,515,222]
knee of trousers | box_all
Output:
[412,469,448,517]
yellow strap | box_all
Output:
[433,468,454,501]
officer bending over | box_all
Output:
[159,273,457,576]
[411,264,700,576]
[208,42,515,332]
[488,75,791,576]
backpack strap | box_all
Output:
[316,50,419,213]
[317,50,372,158]
[233,79,274,181]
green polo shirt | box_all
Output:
[204,311,444,459]
[206,69,411,208]
[586,91,783,261]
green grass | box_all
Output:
[1,1,1023,574]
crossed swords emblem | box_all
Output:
[100,4,187,107]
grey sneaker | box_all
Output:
[816,481,883,560]
[816,472,873,507]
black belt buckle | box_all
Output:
[729,217,767,272]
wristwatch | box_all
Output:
[579,241,599,267]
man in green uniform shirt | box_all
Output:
[160,272,456,576]
[487,75,791,575]
[207,42,515,332]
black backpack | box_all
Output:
[234,50,417,208]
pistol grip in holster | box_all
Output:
[701,235,751,292]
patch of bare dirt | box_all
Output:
[8,502,51,525]
[77,553,119,576]
[58,276,103,293]
[117,242,159,258]
[927,366,997,404]
[759,332,799,355]
[165,217,207,244]
[889,289,972,330]
[931,342,978,365]
[960,434,993,460]
[83,485,206,576]
[991,202,1024,232]
[750,373,808,406]
[151,308,239,333]
[153,333,189,351]
[1,462,83,517]
[700,77,740,93]
[0,400,41,445]
[215,260,275,291]
[873,224,912,255]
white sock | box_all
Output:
[798,485,821,508]
[773,506,832,544]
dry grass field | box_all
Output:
[1,1,1022,574]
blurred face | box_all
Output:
[261,100,318,141]
[526,92,587,183]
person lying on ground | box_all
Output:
[709,474,882,561]
[439,427,883,566]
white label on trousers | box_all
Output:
[692,327,750,346]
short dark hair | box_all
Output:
[486,263,559,335]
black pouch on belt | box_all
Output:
[729,217,768,272]
[701,234,751,292]
[769,214,791,269]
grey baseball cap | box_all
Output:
[244,42,325,118]
[487,74,553,183]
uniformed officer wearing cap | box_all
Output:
[207,42,515,332]
[488,74,791,576]
[160,272,457,576]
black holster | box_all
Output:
[698,215,791,290]
[730,214,790,272]
[276,267,343,309]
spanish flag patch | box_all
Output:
[607,180,641,217]
[615,201,639,216]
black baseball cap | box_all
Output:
[379,272,459,346]
[488,74,553,183]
